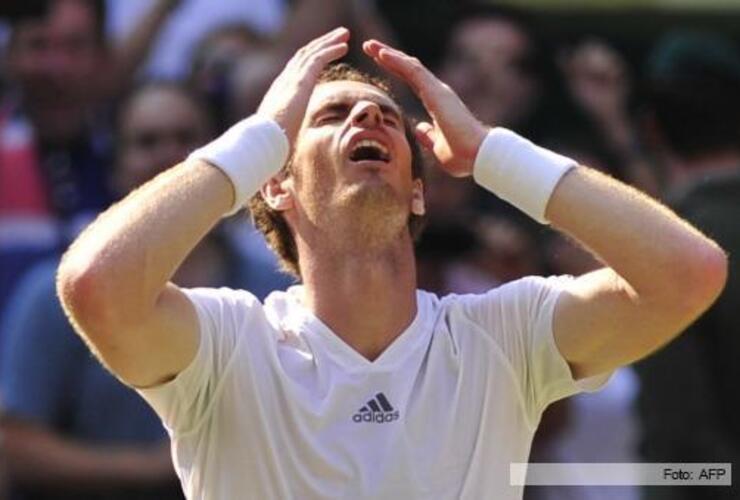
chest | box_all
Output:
[205,321,532,497]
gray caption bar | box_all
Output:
[510,463,732,486]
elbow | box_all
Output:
[679,242,728,317]
[57,257,102,325]
[56,253,119,334]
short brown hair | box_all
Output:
[248,63,426,279]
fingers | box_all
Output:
[257,27,350,144]
[313,42,350,69]
[302,27,350,58]
[363,39,433,92]
[287,27,350,71]
[414,122,436,151]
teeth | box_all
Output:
[352,139,389,157]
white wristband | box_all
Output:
[473,128,576,224]
[188,115,290,215]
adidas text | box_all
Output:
[353,392,399,424]
[352,410,400,424]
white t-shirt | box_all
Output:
[138,275,609,499]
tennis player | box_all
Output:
[57,28,726,499]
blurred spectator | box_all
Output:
[99,0,187,99]
[416,215,543,297]
[469,215,541,287]
[113,81,290,298]
[227,0,402,123]
[434,4,599,226]
[421,166,478,221]
[0,0,114,320]
[439,5,591,141]
[0,0,176,323]
[439,5,542,132]
[636,31,740,500]
[114,80,291,295]
[416,221,480,295]
[0,439,6,500]
[107,0,285,80]
[560,38,659,194]
[189,23,267,132]
[0,81,219,500]
[0,259,183,500]
[0,80,290,500]
[113,81,210,193]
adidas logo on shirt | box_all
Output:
[352,393,400,424]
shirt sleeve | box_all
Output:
[456,275,611,423]
[136,287,260,436]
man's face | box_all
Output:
[117,87,208,195]
[7,0,101,114]
[284,80,423,245]
[441,18,539,127]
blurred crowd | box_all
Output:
[0,1,737,499]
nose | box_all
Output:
[350,101,383,128]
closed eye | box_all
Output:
[312,102,351,126]
[316,113,343,125]
[383,116,400,128]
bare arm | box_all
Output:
[1,418,174,489]
[364,40,728,379]
[546,168,726,378]
[57,162,231,387]
[57,29,350,388]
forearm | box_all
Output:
[59,30,340,386]
[471,128,726,374]
[546,166,724,302]
[59,160,232,322]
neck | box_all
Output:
[297,230,418,361]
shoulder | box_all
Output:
[425,275,575,350]
[179,286,267,341]
[437,275,575,311]
[182,285,262,308]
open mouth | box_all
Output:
[349,139,391,163]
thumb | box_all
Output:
[414,121,436,150]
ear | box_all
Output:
[411,178,425,216]
[261,172,294,211]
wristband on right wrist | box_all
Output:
[472,128,577,224]
[188,115,290,215]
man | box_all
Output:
[637,32,740,500]
[57,28,726,499]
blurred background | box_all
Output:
[0,1,738,499]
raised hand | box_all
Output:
[258,27,350,146]
[363,39,488,177]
